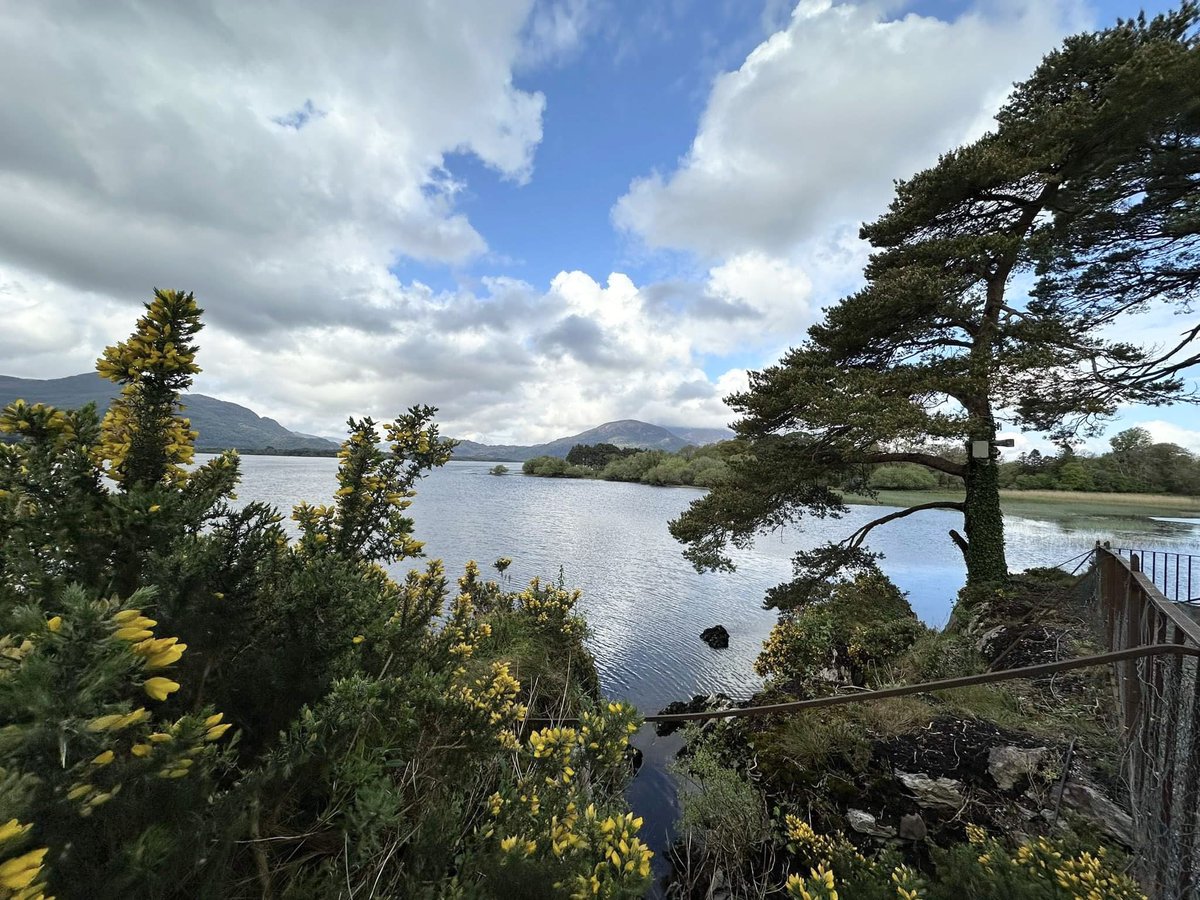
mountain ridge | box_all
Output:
[451,419,733,461]
[0,373,339,452]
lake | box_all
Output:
[211,454,1200,877]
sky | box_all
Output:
[0,0,1196,452]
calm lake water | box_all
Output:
[209,454,1200,878]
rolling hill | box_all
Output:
[0,373,339,452]
[451,419,733,461]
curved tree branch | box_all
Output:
[863,452,967,478]
[844,500,966,550]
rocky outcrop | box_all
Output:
[1058,780,1135,846]
[896,771,966,811]
[662,568,1142,900]
[847,808,897,839]
[700,626,730,649]
[988,745,1051,791]
[654,693,734,737]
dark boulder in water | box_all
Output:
[700,625,729,649]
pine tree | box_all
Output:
[671,6,1200,601]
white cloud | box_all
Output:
[1138,421,1200,455]
[0,0,544,341]
[520,0,595,69]
[183,270,746,443]
[613,0,1086,258]
[10,0,1178,452]
[699,252,813,354]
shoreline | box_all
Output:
[513,467,1200,519]
[848,488,1200,519]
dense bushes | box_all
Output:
[996,430,1200,495]
[755,569,926,688]
[524,443,735,488]
[0,291,650,899]
[670,567,1143,899]
[867,463,939,491]
[673,745,1144,900]
[851,432,1200,497]
[564,443,637,469]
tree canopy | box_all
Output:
[671,5,1200,605]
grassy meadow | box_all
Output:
[844,488,1200,519]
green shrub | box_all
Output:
[522,455,568,476]
[756,569,925,687]
[675,739,768,870]
[599,450,665,482]
[868,463,938,490]
[776,817,1143,900]
[0,291,651,899]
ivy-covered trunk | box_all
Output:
[963,434,1008,585]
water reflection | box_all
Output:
[209,454,1199,878]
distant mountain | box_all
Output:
[452,419,729,462]
[0,373,338,452]
[665,426,735,445]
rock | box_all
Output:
[898,813,927,842]
[988,745,1050,791]
[700,625,730,649]
[975,625,1009,659]
[655,693,733,737]
[896,771,966,810]
[1058,781,1135,847]
[847,808,896,839]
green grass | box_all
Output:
[842,488,1200,518]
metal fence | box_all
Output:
[1113,547,1200,603]
[1093,547,1200,899]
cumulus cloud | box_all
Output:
[613,0,1086,258]
[9,0,1162,450]
[1135,422,1200,455]
[0,0,544,341]
[184,271,747,443]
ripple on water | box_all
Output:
[210,455,1200,882]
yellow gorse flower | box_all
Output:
[0,821,31,844]
[86,708,149,732]
[0,846,49,892]
[143,677,180,702]
[94,289,203,486]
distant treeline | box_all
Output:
[999,428,1200,495]
[845,427,1200,496]
[844,427,1200,496]
[524,428,1200,496]
[522,442,734,487]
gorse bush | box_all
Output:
[755,569,925,688]
[777,817,1145,900]
[0,290,650,899]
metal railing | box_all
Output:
[520,545,1200,896]
[1114,547,1200,603]
[1094,547,1200,899]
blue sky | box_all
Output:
[0,0,1195,451]
[435,0,1180,287]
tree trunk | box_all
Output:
[963,431,1008,585]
